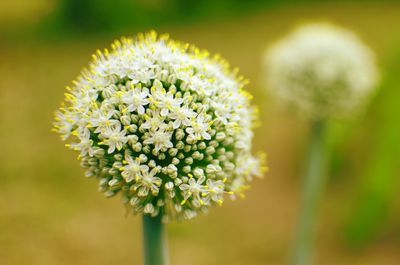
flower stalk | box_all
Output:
[143,214,169,265]
[292,120,327,265]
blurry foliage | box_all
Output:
[50,0,171,33]
[343,45,400,247]
[6,0,397,38]
[49,0,398,32]
[46,0,248,34]
[43,0,326,35]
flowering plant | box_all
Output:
[263,23,379,265]
[54,31,265,223]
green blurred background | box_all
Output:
[1,1,399,264]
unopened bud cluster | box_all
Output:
[54,31,266,221]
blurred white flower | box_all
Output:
[263,23,379,119]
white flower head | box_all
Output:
[263,23,379,119]
[53,31,266,221]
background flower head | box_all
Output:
[263,23,379,119]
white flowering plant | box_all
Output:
[264,23,378,120]
[53,31,266,223]
[263,23,379,265]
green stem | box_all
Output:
[143,214,169,265]
[292,120,327,265]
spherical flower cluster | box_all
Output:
[263,23,379,119]
[53,31,266,221]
